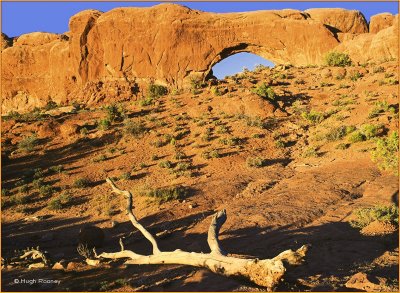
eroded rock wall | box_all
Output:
[1,4,398,114]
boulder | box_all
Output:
[370,13,395,34]
[305,8,368,34]
[345,272,381,291]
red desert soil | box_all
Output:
[1,62,399,291]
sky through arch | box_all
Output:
[211,52,275,79]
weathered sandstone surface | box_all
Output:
[1,4,398,114]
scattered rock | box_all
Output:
[52,261,67,270]
[78,225,105,248]
[345,272,381,291]
[66,261,80,270]
[320,68,332,78]
[60,122,80,138]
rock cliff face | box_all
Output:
[1,4,398,114]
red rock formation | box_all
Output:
[370,13,395,34]
[1,4,397,114]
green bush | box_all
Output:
[371,131,399,175]
[219,136,243,146]
[350,204,398,228]
[325,126,347,141]
[48,192,72,210]
[360,124,382,140]
[325,52,352,67]
[44,100,58,111]
[246,156,266,168]
[124,120,147,138]
[105,103,126,122]
[39,185,55,197]
[143,185,188,203]
[74,178,91,188]
[348,131,365,143]
[18,134,38,152]
[48,165,64,174]
[159,160,173,169]
[301,146,319,158]
[148,83,168,99]
[301,110,325,124]
[252,83,276,100]
[97,119,111,130]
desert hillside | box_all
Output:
[1,58,399,291]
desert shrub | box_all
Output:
[159,160,173,169]
[74,178,91,188]
[19,184,29,194]
[301,146,319,158]
[143,185,188,203]
[124,120,147,138]
[244,116,267,129]
[174,150,186,160]
[18,134,38,152]
[48,165,64,174]
[211,87,222,96]
[48,193,72,211]
[39,185,55,197]
[216,125,229,134]
[336,143,350,150]
[371,131,399,175]
[275,139,285,148]
[32,178,45,189]
[219,136,243,146]
[368,101,396,118]
[148,83,168,99]
[349,71,362,81]
[120,172,131,180]
[202,149,221,159]
[301,110,325,124]
[246,156,266,168]
[139,96,154,107]
[33,168,45,179]
[44,100,58,111]
[1,188,10,197]
[93,154,107,162]
[105,103,126,122]
[373,66,385,73]
[325,51,351,67]
[360,124,382,140]
[97,119,111,130]
[348,131,365,143]
[350,204,398,228]
[325,126,347,141]
[252,83,276,100]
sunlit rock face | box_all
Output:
[1,4,397,113]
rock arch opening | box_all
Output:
[208,52,275,80]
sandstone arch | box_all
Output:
[1,3,398,114]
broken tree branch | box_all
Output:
[99,178,308,289]
[106,177,160,254]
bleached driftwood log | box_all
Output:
[94,178,309,289]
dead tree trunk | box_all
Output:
[94,178,309,289]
